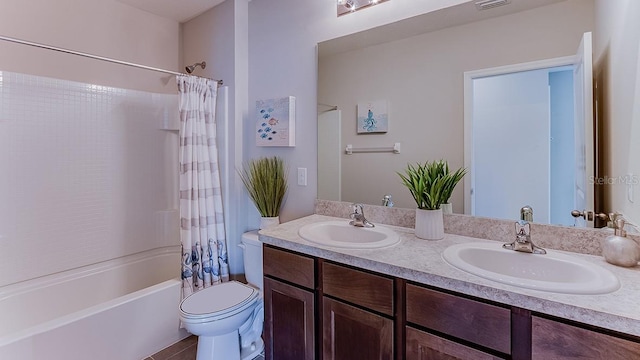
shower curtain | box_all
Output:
[177,75,229,297]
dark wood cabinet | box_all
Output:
[264,276,315,360]
[406,326,502,360]
[322,262,394,316]
[263,243,640,360]
[263,246,316,360]
[321,262,396,359]
[532,316,640,360]
[323,297,394,360]
[406,284,511,355]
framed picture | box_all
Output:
[256,96,296,147]
[357,100,388,134]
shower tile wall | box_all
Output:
[0,71,180,287]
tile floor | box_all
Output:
[145,335,265,360]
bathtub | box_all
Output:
[0,246,188,360]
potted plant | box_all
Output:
[239,156,288,229]
[398,160,466,240]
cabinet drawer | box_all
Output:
[263,246,315,289]
[406,326,502,360]
[406,284,511,354]
[532,316,640,359]
[323,262,394,316]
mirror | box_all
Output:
[317,0,638,226]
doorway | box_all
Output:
[464,33,594,227]
[469,65,575,225]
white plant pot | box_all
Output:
[441,203,453,215]
[260,216,280,230]
[415,208,444,240]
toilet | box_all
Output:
[179,231,264,360]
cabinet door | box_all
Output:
[406,327,502,360]
[323,297,393,360]
[264,277,315,360]
[532,316,640,359]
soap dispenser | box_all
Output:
[601,216,640,267]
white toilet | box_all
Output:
[179,231,264,360]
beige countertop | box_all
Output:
[259,214,640,337]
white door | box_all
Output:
[573,32,594,227]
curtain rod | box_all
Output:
[0,34,223,85]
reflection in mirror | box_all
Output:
[469,65,578,226]
[464,54,592,228]
[316,0,635,227]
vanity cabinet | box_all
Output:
[532,316,640,359]
[263,246,316,360]
[322,262,395,360]
[263,243,640,360]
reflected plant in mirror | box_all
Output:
[398,160,466,211]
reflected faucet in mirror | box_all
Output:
[382,194,394,207]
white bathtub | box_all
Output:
[0,247,188,360]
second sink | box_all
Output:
[442,242,620,295]
[298,221,400,249]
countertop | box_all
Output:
[259,214,640,337]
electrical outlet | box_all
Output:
[297,167,307,186]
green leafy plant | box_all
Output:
[398,160,466,210]
[238,156,288,217]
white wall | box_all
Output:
[594,0,640,227]
[318,0,594,211]
[0,0,179,93]
[0,0,181,285]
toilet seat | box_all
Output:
[180,281,259,322]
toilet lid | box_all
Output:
[180,281,258,318]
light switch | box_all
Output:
[297,167,307,186]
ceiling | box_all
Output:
[116,0,225,23]
[319,0,567,57]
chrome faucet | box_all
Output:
[381,194,394,207]
[520,205,533,222]
[503,220,546,254]
[349,203,375,228]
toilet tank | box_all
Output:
[240,231,263,290]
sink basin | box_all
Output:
[442,242,620,294]
[298,221,400,249]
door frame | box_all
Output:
[463,56,576,216]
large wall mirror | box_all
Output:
[318,0,638,227]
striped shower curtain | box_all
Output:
[177,75,229,297]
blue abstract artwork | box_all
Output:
[357,100,388,133]
[256,96,296,146]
